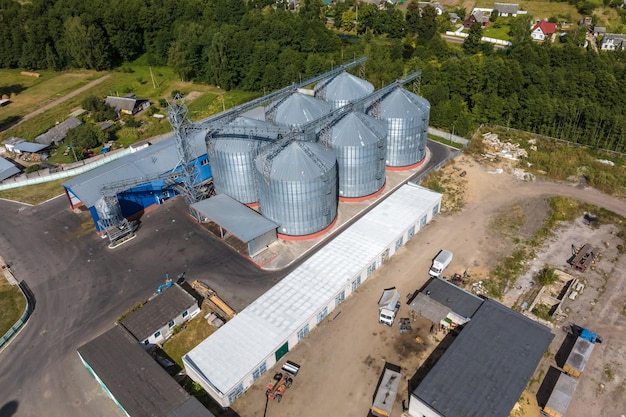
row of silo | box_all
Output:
[206,71,430,238]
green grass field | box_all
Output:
[0,55,258,145]
[0,278,27,339]
[482,24,511,41]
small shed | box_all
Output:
[563,336,595,377]
[544,372,578,417]
[190,194,278,258]
[2,137,24,153]
[119,283,200,349]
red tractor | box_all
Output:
[266,372,293,403]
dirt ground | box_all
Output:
[232,154,626,417]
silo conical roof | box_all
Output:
[315,71,374,105]
[331,112,386,147]
[377,88,425,119]
[272,93,331,126]
[265,141,336,180]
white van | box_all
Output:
[429,250,453,277]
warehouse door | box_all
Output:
[275,342,289,362]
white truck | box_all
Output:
[378,288,400,326]
[429,249,453,278]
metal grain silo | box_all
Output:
[95,195,124,229]
[314,71,374,110]
[207,117,278,205]
[267,92,331,127]
[368,87,430,168]
[323,111,387,199]
[255,140,337,237]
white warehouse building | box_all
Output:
[183,182,442,407]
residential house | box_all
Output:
[119,283,201,349]
[449,12,460,23]
[493,2,518,17]
[418,1,444,15]
[531,21,557,41]
[34,116,82,146]
[464,10,490,29]
[105,94,151,116]
[601,33,625,50]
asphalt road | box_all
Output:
[0,141,452,417]
[0,196,284,417]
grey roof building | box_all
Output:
[601,33,625,50]
[190,194,278,257]
[120,283,199,344]
[78,325,214,417]
[544,372,578,417]
[494,2,519,16]
[414,277,484,320]
[106,94,151,115]
[409,299,554,417]
[35,116,82,145]
[0,157,20,181]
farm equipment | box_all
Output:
[266,372,293,402]
[191,280,236,320]
[399,318,412,333]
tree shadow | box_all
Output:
[0,84,26,97]
[0,115,22,132]
[0,400,19,417]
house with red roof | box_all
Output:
[531,21,557,41]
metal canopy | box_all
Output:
[191,194,278,243]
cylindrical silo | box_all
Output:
[255,141,337,237]
[314,71,374,110]
[368,87,431,168]
[268,92,331,127]
[207,117,277,205]
[325,111,387,199]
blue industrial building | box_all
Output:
[63,130,211,233]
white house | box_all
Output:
[601,33,625,50]
[531,21,557,41]
[119,283,201,349]
[493,2,519,17]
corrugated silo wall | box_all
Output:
[336,138,386,198]
[257,167,338,237]
[386,117,422,167]
[211,141,260,204]
[211,193,442,407]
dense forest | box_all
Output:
[2,0,626,152]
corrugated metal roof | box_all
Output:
[545,372,578,417]
[77,325,191,417]
[412,299,554,417]
[273,93,331,126]
[315,71,374,102]
[565,336,594,374]
[377,88,425,119]
[421,277,483,319]
[120,283,198,342]
[184,183,442,395]
[331,112,386,147]
[190,194,278,243]
[265,141,336,181]
[14,141,48,153]
[0,157,20,181]
[409,293,451,323]
[63,129,206,208]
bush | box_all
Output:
[536,266,557,286]
[25,164,41,174]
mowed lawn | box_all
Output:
[0,277,27,338]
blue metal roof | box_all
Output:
[63,130,206,207]
[14,142,48,153]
